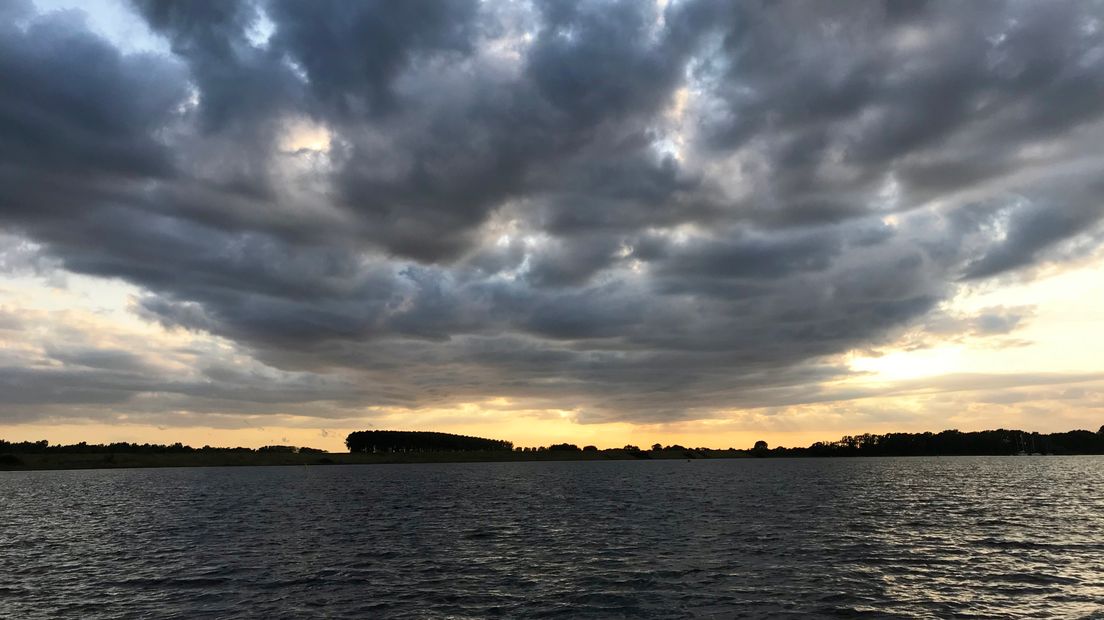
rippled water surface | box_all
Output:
[2,457,1103,618]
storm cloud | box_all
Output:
[2,0,1103,425]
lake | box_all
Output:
[2,457,1102,618]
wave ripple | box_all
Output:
[2,456,1103,618]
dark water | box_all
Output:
[2,457,1103,619]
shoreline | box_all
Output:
[2,449,1096,472]
[0,449,713,471]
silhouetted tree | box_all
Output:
[548,443,581,451]
[345,430,513,453]
[258,445,298,453]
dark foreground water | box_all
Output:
[2,457,1103,619]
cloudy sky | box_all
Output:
[2,0,1103,450]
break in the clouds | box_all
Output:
[2,0,1104,431]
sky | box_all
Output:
[2,0,1103,451]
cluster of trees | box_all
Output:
[0,440,323,454]
[547,443,582,451]
[513,445,600,452]
[345,430,513,453]
[509,443,709,458]
[257,445,325,454]
[507,429,1104,458]
[778,427,1104,457]
[512,444,701,454]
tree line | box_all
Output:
[501,428,1104,457]
[0,440,324,454]
[345,430,513,453]
[778,427,1104,457]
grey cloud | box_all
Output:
[0,366,144,405]
[972,310,1028,336]
[132,0,300,131]
[46,347,149,373]
[524,234,624,287]
[323,0,699,262]
[2,0,1103,425]
[653,227,845,282]
[527,0,682,126]
[962,182,1104,280]
[895,304,1036,353]
[681,0,1104,227]
[0,338,367,420]
[0,9,187,180]
[268,0,479,117]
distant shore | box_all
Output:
[5,448,1104,472]
[4,426,1102,471]
[0,448,734,471]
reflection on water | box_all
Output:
[2,457,1102,618]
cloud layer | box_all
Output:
[2,0,1104,426]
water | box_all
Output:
[2,457,1103,618]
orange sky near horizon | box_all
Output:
[4,252,1103,452]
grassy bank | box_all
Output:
[0,448,738,471]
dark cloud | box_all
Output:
[961,180,1104,279]
[527,0,683,125]
[46,347,149,373]
[0,8,187,180]
[2,0,1103,424]
[524,234,624,287]
[653,227,845,281]
[132,0,300,131]
[268,0,480,117]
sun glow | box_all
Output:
[848,347,965,382]
[847,255,1104,386]
[279,117,332,153]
